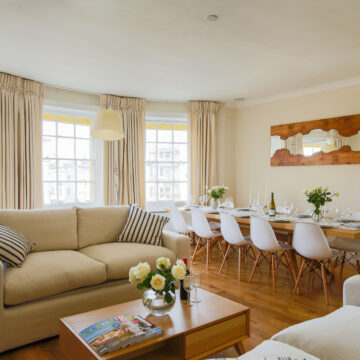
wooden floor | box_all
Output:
[0,249,355,359]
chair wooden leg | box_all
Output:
[283,251,295,284]
[293,258,306,295]
[238,246,242,281]
[217,238,227,266]
[206,240,210,271]
[249,246,261,276]
[329,259,342,293]
[219,244,231,274]
[268,253,272,279]
[356,260,360,274]
[271,253,277,293]
[307,260,315,291]
[321,262,329,305]
[191,237,201,265]
[249,252,262,283]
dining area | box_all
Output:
[168,186,360,305]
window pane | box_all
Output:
[77,160,92,181]
[58,138,75,159]
[146,143,156,161]
[174,182,188,201]
[43,182,57,205]
[58,119,74,137]
[174,130,187,143]
[158,129,172,142]
[158,163,173,181]
[76,124,90,138]
[146,129,156,142]
[58,182,75,203]
[58,160,75,181]
[158,183,172,200]
[76,139,91,159]
[158,143,173,162]
[43,121,56,136]
[146,163,157,181]
[174,163,187,181]
[43,136,56,158]
[146,183,157,201]
[42,160,56,181]
[77,182,93,202]
[174,144,187,162]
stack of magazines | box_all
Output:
[79,315,163,355]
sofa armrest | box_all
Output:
[162,230,190,261]
[343,275,360,306]
[0,261,4,314]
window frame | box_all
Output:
[42,105,103,209]
[145,113,189,211]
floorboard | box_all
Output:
[0,249,354,359]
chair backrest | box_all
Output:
[191,208,214,238]
[220,213,247,245]
[169,207,189,233]
[250,217,282,252]
[293,222,333,260]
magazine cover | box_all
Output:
[79,315,163,355]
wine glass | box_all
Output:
[199,195,206,207]
[192,271,201,304]
[183,274,193,306]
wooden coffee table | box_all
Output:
[59,288,250,360]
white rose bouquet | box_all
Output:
[129,257,186,304]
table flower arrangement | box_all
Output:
[208,185,228,210]
[129,257,186,316]
[304,186,339,222]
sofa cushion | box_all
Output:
[236,340,319,360]
[271,305,360,360]
[0,225,36,267]
[4,250,106,305]
[77,206,130,248]
[80,242,176,280]
[118,205,169,246]
[0,208,78,252]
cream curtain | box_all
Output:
[189,101,219,202]
[0,73,45,209]
[285,133,303,155]
[101,95,145,208]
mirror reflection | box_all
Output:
[271,129,360,157]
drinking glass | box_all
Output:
[225,197,234,209]
[183,274,193,306]
[192,271,201,304]
[199,195,206,207]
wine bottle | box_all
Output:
[180,258,190,300]
[269,192,276,217]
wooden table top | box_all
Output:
[60,289,249,360]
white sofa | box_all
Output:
[236,275,360,360]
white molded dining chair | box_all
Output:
[329,211,360,278]
[249,217,295,292]
[292,222,342,304]
[219,213,256,280]
[191,208,224,271]
[169,206,193,234]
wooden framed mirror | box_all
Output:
[270,114,360,166]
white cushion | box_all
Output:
[271,305,360,360]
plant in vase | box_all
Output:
[303,186,339,222]
[129,257,186,316]
[207,185,228,210]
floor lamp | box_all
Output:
[91,109,124,205]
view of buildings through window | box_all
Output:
[42,106,101,207]
[145,120,188,207]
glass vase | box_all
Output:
[210,198,220,210]
[142,289,176,317]
[312,207,323,222]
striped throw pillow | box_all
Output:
[118,205,169,246]
[0,225,36,267]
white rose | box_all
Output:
[324,186,328,191]
[134,262,151,281]
[156,257,171,270]
[176,259,186,270]
[129,266,138,284]
[150,274,166,291]
[172,264,186,281]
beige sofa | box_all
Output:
[0,206,190,353]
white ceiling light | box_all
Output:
[91,109,124,141]
[207,14,218,21]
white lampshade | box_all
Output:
[91,109,124,140]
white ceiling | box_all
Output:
[1,0,360,103]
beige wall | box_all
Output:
[235,85,360,212]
